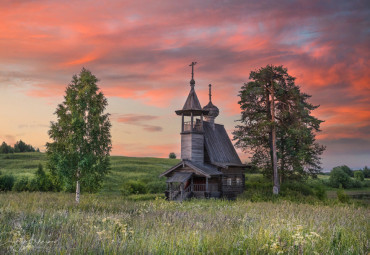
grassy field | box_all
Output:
[0,152,180,195]
[1,192,369,254]
[0,153,369,254]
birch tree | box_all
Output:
[46,68,111,203]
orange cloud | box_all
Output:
[1,0,369,170]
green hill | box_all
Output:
[0,152,180,194]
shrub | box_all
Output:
[363,166,370,178]
[121,180,148,196]
[336,189,349,203]
[169,152,176,159]
[35,164,54,191]
[336,165,353,177]
[280,181,314,196]
[27,178,39,192]
[313,184,327,200]
[147,181,166,193]
[245,165,260,174]
[329,167,351,188]
[354,171,364,181]
[13,177,30,191]
[363,180,370,187]
[0,174,15,191]
[350,179,362,189]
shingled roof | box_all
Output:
[203,121,244,166]
[183,87,202,110]
[175,87,209,116]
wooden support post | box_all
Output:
[181,114,184,132]
[180,183,184,200]
[170,183,173,200]
[206,177,209,192]
[191,112,193,131]
[191,177,193,192]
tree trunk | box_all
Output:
[266,89,273,172]
[76,180,80,203]
[280,141,285,185]
[76,169,80,203]
[270,82,279,195]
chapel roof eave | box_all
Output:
[210,162,250,168]
[159,160,222,178]
[175,109,209,116]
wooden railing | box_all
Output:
[193,184,219,192]
[183,121,203,132]
[168,183,219,201]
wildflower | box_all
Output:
[310,232,321,238]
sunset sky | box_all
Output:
[0,0,369,171]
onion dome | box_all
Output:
[203,84,219,119]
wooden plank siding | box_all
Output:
[181,133,204,163]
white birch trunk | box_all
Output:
[76,180,80,203]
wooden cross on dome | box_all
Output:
[189,61,197,87]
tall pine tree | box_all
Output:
[46,68,112,203]
[233,65,325,191]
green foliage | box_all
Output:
[362,166,370,178]
[0,142,14,154]
[337,165,353,177]
[0,174,15,191]
[7,163,57,192]
[146,181,166,193]
[336,189,350,203]
[168,152,176,159]
[354,171,364,181]
[35,163,54,191]
[233,65,325,184]
[245,164,260,174]
[14,140,36,153]
[280,181,314,196]
[0,152,179,195]
[241,174,274,202]
[313,184,327,201]
[350,179,363,189]
[46,68,112,194]
[27,178,39,192]
[329,166,352,188]
[13,177,30,192]
[0,140,37,154]
[121,180,148,196]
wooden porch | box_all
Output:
[166,174,221,201]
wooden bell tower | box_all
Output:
[175,62,209,163]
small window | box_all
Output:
[227,178,232,186]
[236,177,242,186]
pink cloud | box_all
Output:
[1,0,369,169]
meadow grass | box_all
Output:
[0,153,46,179]
[0,152,180,194]
[1,153,369,253]
[0,192,369,254]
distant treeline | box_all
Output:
[0,140,39,154]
